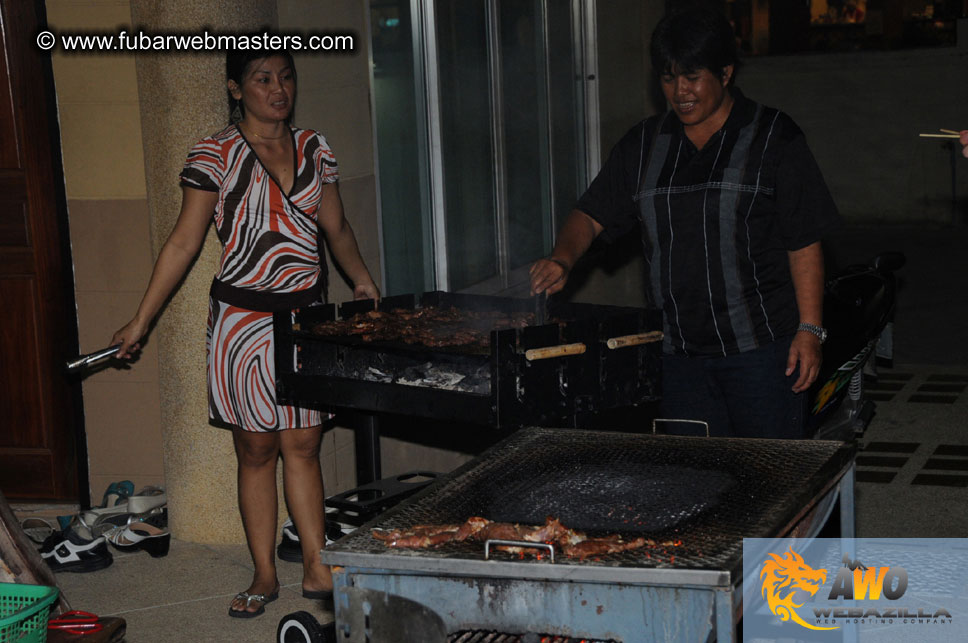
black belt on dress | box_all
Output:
[209,278,323,312]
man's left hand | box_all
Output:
[787,331,823,393]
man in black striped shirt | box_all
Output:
[530,8,840,438]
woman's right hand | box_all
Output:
[111,317,149,359]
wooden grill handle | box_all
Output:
[524,343,586,361]
[606,331,664,349]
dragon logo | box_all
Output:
[760,548,838,631]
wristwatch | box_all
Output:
[798,322,828,344]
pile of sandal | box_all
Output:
[22,481,170,573]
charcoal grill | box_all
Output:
[273,291,662,428]
[322,428,856,642]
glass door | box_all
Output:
[370,0,594,295]
[435,0,498,290]
[370,1,433,295]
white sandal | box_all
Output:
[106,519,170,557]
[80,485,166,532]
[126,486,167,514]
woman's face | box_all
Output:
[229,55,296,123]
[660,64,733,129]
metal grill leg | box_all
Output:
[714,589,734,642]
[839,463,856,539]
[354,412,382,486]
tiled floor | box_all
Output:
[11,222,968,642]
[853,364,968,538]
[50,539,333,643]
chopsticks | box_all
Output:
[919,128,962,139]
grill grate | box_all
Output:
[332,428,854,571]
[488,463,736,532]
[448,632,616,643]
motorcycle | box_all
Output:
[808,251,906,441]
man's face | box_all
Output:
[660,64,733,128]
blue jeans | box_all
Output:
[659,336,806,439]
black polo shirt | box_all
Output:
[577,88,841,357]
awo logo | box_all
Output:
[759,548,954,631]
[760,549,835,630]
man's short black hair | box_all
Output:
[650,6,739,79]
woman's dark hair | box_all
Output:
[225,48,297,122]
[650,7,739,79]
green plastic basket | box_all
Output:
[0,583,58,643]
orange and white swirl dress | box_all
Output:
[180,124,335,432]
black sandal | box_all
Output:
[228,588,279,619]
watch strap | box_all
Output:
[797,322,827,343]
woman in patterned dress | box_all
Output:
[112,50,379,618]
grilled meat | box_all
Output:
[561,535,650,560]
[372,516,675,560]
[312,306,537,349]
[371,523,462,548]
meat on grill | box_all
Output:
[371,516,676,560]
[311,307,537,349]
[370,523,463,548]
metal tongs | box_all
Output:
[65,345,121,373]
